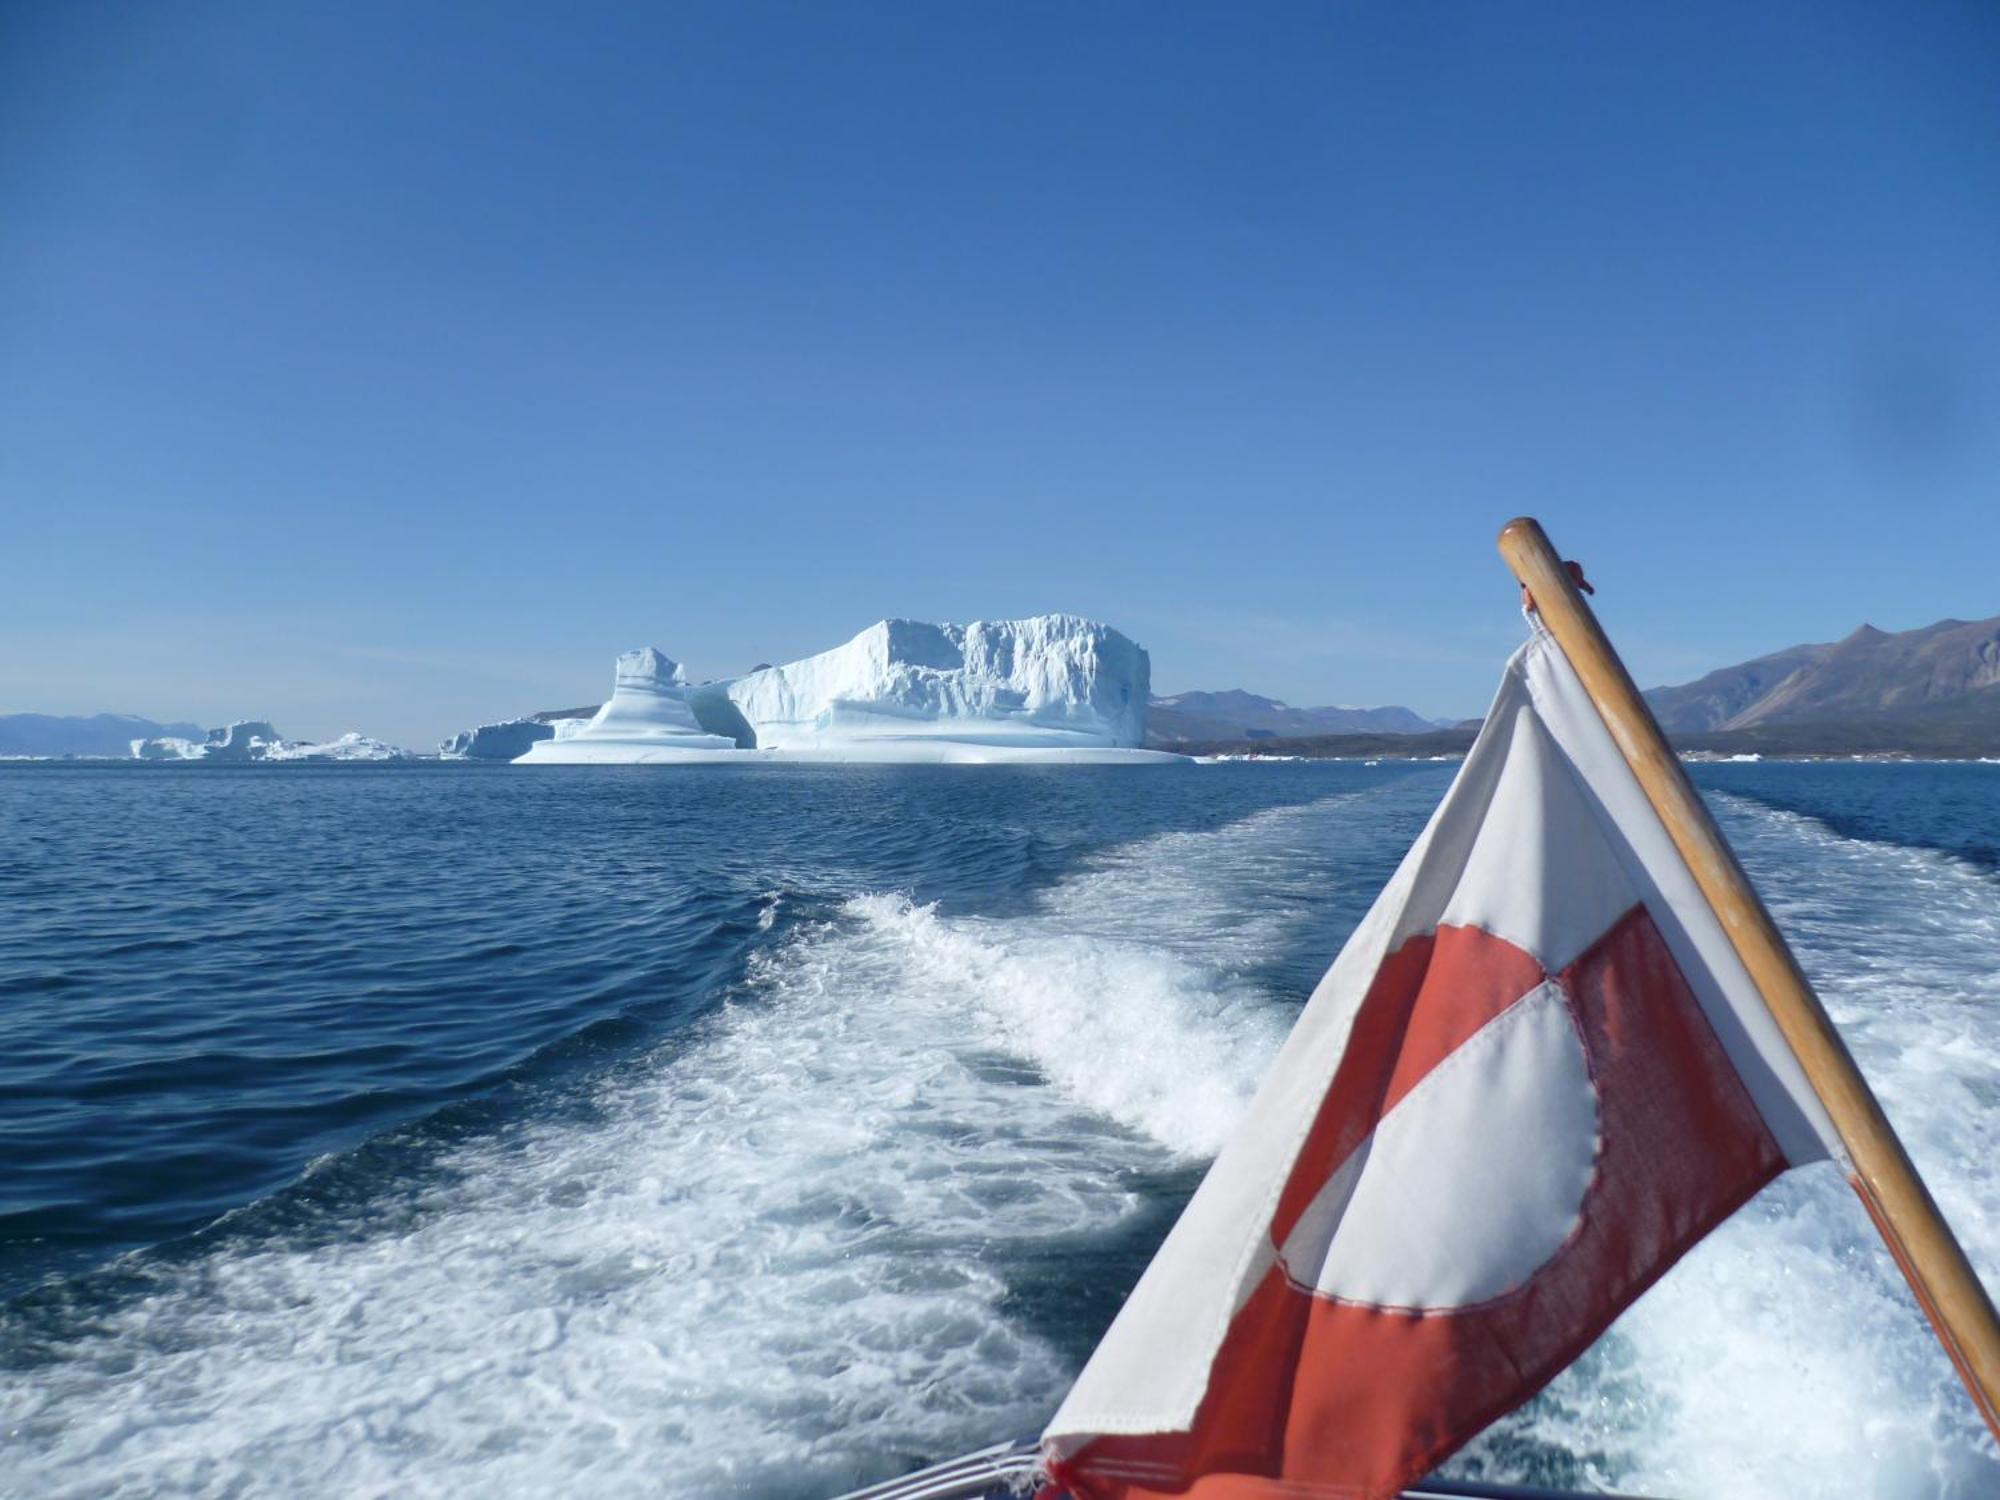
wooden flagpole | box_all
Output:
[1497,515,2000,1440]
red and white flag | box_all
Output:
[1043,621,1846,1500]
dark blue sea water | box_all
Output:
[2,761,1996,1498]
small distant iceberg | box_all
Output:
[439,720,552,761]
[516,615,1185,765]
[440,708,597,761]
[130,736,209,761]
[132,721,413,762]
[439,719,558,761]
[261,731,410,762]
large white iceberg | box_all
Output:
[518,616,1181,764]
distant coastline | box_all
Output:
[10,609,1998,765]
[1173,726,2000,763]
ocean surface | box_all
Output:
[2,759,1997,1498]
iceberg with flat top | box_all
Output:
[517,616,1182,764]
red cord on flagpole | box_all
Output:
[1521,558,1594,613]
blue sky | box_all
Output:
[3,2,1996,745]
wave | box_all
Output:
[1457,793,2000,1498]
[0,791,1388,1498]
[1697,770,2000,876]
[7,773,1993,1500]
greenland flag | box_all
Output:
[1043,621,1847,1500]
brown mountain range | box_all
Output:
[1178,614,2000,760]
[1645,616,2000,736]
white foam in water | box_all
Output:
[1459,794,2000,1498]
[0,797,1338,1498]
[7,786,1997,1499]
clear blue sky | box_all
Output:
[3,2,1996,745]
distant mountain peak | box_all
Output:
[1645,612,2000,737]
[0,711,208,759]
[1145,688,1440,745]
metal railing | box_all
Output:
[831,1440,1667,1500]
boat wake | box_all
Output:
[3,778,1994,1499]
[1457,794,2000,1499]
[0,791,1388,1498]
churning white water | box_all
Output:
[2,780,1995,1498]
[1459,793,2000,1498]
[0,794,1369,1498]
